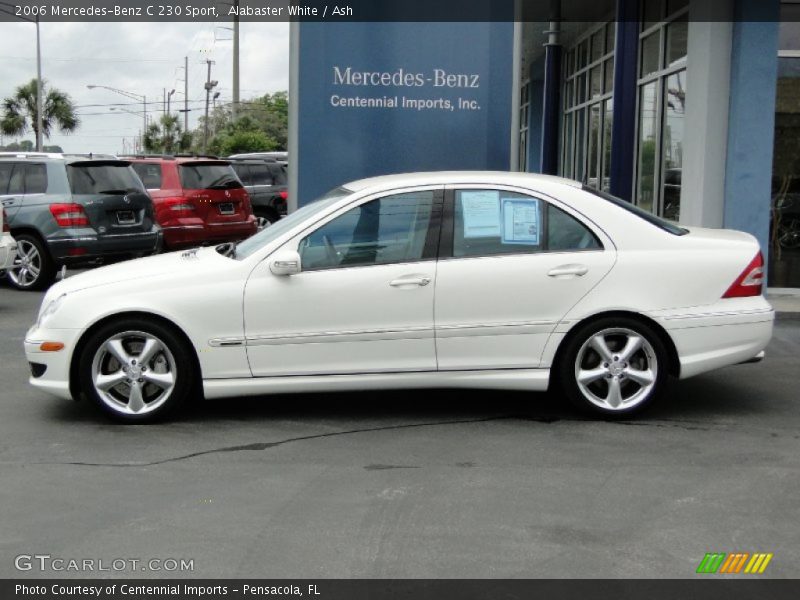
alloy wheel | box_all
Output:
[8,239,42,288]
[90,330,178,416]
[574,327,658,411]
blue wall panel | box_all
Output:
[296,21,515,205]
[724,1,779,270]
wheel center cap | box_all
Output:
[129,365,142,378]
[609,362,624,376]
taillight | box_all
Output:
[49,203,89,227]
[2,209,9,233]
[163,197,196,217]
[279,190,288,201]
[723,251,764,298]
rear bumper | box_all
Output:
[161,218,257,249]
[47,227,162,262]
[653,297,775,379]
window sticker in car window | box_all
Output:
[461,190,501,238]
[501,197,541,245]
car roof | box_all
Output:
[343,171,583,193]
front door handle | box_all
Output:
[547,264,588,277]
[2,198,18,207]
[389,277,431,287]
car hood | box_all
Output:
[50,247,222,296]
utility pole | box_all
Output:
[167,89,176,116]
[232,0,240,120]
[203,60,218,153]
[35,15,43,152]
[184,56,189,131]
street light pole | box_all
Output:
[86,84,147,151]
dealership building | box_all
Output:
[291,0,799,287]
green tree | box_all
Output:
[206,115,278,156]
[1,79,79,142]
[144,114,192,154]
[196,91,288,155]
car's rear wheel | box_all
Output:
[7,234,55,291]
[78,318,195,423]
[558,317,669,417]
[254,207,280,230]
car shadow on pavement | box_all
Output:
[43,366,780,428]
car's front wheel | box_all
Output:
[558,317,669,417]
[78,318,195,423]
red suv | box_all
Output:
[129,156,257,250]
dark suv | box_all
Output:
[0,155,160,290]
[227,158,287,225]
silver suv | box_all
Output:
[0,154,161,290]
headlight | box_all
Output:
[37,294,67,328]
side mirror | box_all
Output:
[269,250,302,276]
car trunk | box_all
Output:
[66,161,155,234]
[177,161,251,224]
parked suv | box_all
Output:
[0,207,17,276]
[0,154,161,290]
[227,157,288,225]
[129,156,257,250]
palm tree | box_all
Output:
[143,114,192,154]
[1,79,79,141]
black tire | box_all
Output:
[77,317,196,423]
[7,233,56,291]
[557,316,670,418]
[254,206,280,226]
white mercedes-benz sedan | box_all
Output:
[24,172,774,422]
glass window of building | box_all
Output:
[634,0,688,221]
[561,21,616,192]
[770,3,800,287]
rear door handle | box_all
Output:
[2,198,18,207]
[389,277,431,287]
[547,264,589,277]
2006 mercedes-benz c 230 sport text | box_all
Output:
[24,172,774,422]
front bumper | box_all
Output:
[24,326,83,400]
[0,233,17,270]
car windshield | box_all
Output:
[67,163,145,195]
[179,163,243,190]
[582,185,688,236]
[234,186,353,260]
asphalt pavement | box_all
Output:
[0,278,798,579]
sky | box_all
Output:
[0,20,290,154]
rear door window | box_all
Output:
[250,164,273,186]
[0,163,16,194]
[23,164,47,194]
[179,163,243,190]
[7,164,24,195]
[132,163,163,189]
[67,163,145,195]
[231,164,253,186]
[452,189,601,258]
